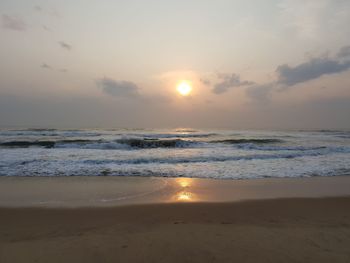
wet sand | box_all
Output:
[0,176,350,262]
[1,176,350,207]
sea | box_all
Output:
[0,128,350,179]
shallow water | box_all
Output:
[0,128,350,179]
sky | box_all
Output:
[1,0,350,129]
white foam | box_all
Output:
[1,129,350,179]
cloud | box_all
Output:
[41,64,68,73]
[41,63,52,70]
[42,25,52,32]
[2,14,26,31]
[58,41,72,50]
[34,5,42,12]
[337,46,350,59]
[200,78,211,86]
[212,73,255,94]
[276,57,350,87]
[245,45,350,101]
[96,77,140,98]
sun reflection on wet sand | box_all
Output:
[176,191,193,201]
[174,178,196,202]
[176,178,194,188]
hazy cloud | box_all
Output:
[278,0,350,42]
[246,45,350,101]
[337,46,350,59]
[246,83,274,102]
[41,63,52,70]
[34,5,42,12]
[41,64,68,73]
[58,41,72,50]
[275,45,350,88]
[200,78,211,86]
[212,73,255,94]
[2,14,26,31]
[33,5,61,19]
[96,77,140,98]
[42,25,51,32]
[276,57,350,87]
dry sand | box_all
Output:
[1,197,350,263]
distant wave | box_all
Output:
[210,138,282,144]
[235,144,328,151]
[0,137,284,149]
[0,130,101,137]
[0,138,201,149]
[125,133,217,139]
[114,138,197,148]
[306,129,350,133]
[0,137,285,149]
[1,140,56,148]
[0,139,93,148]
[0,130,217,139]
[56,138,201,149]
[23,128,58,131]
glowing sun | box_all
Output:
[176,81,192,96]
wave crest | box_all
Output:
[211,138,282,144]
[115,138,195,148]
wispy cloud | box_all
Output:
[41,63,68,73]
[33,5,61,18]
[58,41,72,51]
[2,14,26,31]
[200,73,255,95]
[211,73,255,94]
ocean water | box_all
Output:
[0,128,350,179]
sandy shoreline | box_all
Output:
[1,197,350,262]
[1,176,350,262]
[1,175,350,207]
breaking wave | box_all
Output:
[0,137,285,149]
[0,139,94,148]
[210,138,282,144]
[82,146,350,164]
[0,138,202,149]
[1,128,350,179]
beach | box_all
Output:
[0,176,350,262]
[2,0,350,261]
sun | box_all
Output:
[176,81,192,96]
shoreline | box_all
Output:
[0,175,350,207]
